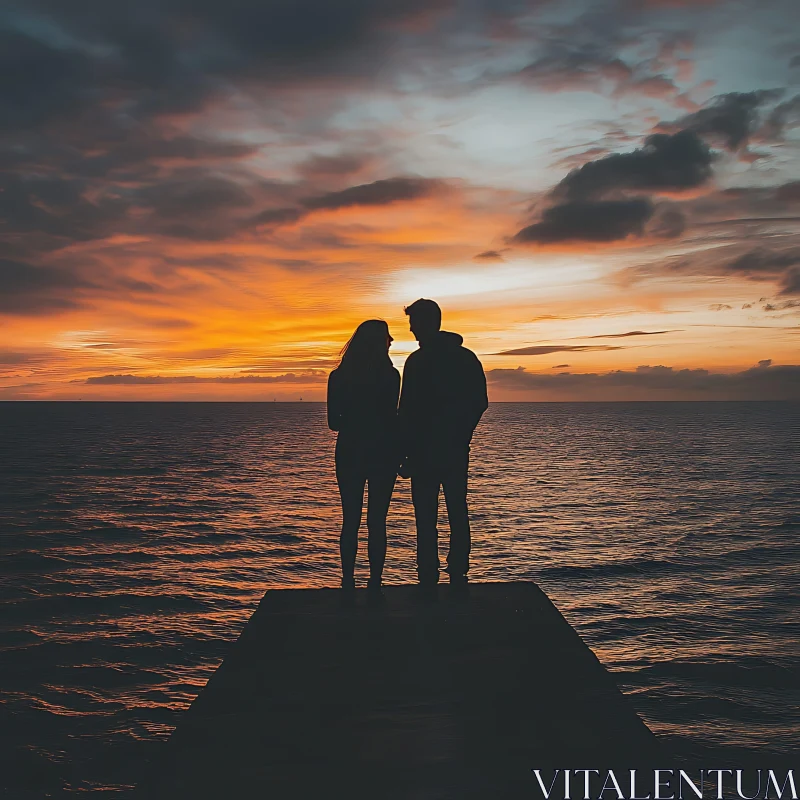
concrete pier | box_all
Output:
[135,582,661,799]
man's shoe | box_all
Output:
[341,576,356,591]
[448,572,468,585]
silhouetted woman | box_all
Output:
[327,320,400,590]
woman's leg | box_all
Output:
[336,458,366,587]
[365,469,397,587]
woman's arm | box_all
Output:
[390,368,401,411]
[327,370,343,431]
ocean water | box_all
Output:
[1,401,798,797]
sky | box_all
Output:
[1,0,799,400]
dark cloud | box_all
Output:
[779,269,800,297]
[493,344,626,356]
[516,41,634,94]
[137,176,253,218]
[0,173,129,251]
[649,206,686,238]
[587,330,676,338]
[760,94,800,143]
[511,131,712,245]
[709,303,733,311]
[0,350,39,366]
[510,16,691,104]
[85,371,326,384]
[474,250,505,261]
[627,0,723,9]
[726,248,800,277]
[0,22,223,142]
[0,0,541,194]
[302,177,441,211]
[116,277,159,294]
[661,183,800,230]
[30,172,306,243]
[6,0,449,120]
[554,131,713,201]
[73,135,261,180]
[622,244,800,297]
[0,28,95,131]
[120,175,445,240]
[776,182,800,203]
[552,146,612,171]
[487,362,800,400]
[0,121,259,186]
[0,0,478,273]
[157,0,450,77]
[0,0,552,167]
[128,175,258,240]
[246,207,305,229]
[0,246,175,316]
[661,90,784,150]
[763,299,800,312]
[296,153,370,180]
[0,381,47,397]
[724,249,800,296]
[2,0,796,324]
[0,258,93,314]
[512,199,654,244]
[239,362,336,374]
[552,363,570,368]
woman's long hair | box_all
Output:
[338,319,392,375]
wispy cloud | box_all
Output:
[85,372,327,385]
[493,345,626,356]
[586,330,677,338]
[302,178,443,211]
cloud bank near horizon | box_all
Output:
[487,361,800,400]
[38,359,797,402]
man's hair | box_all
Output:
[404,298,441,330]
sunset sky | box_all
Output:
[2,0,799,400]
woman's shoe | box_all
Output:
[367,576,382,591]
[341,576,356,590]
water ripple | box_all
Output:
[0,401,798,796]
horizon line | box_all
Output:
[1,399,797,404]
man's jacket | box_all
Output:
[398,330,488,462]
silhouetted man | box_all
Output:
[398,298,488,585]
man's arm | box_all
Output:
[397,354,419,462]
[464,350,488,434]
[474,352,488,422]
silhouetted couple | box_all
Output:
[327,298,488,591]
